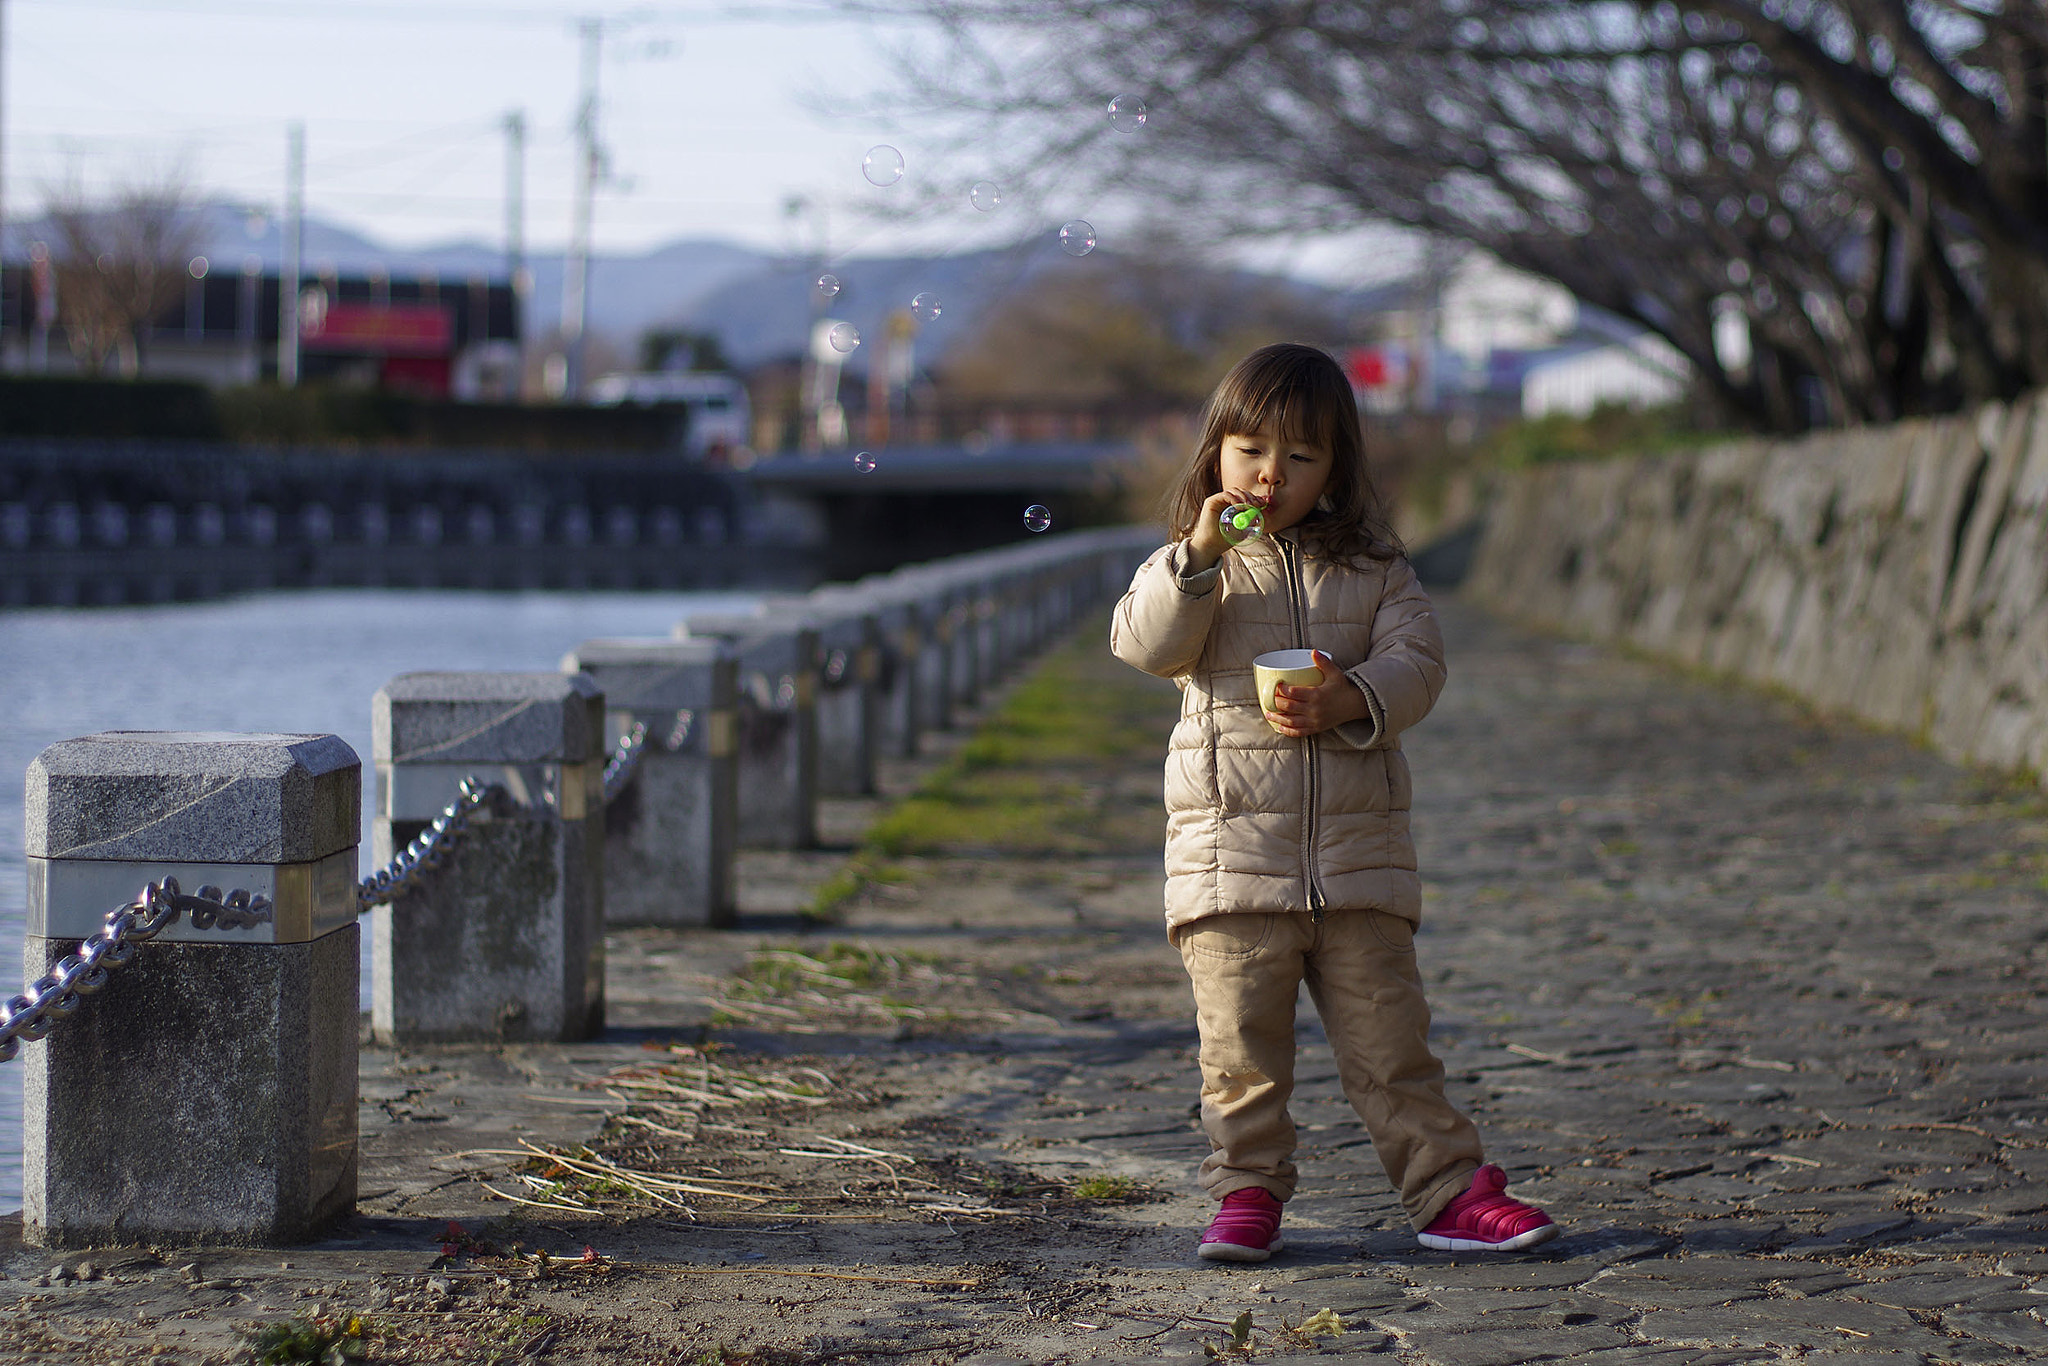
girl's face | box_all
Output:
[1218,426,1332,535]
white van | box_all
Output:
[587,371,752,462]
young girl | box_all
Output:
[1111,343,1558,1261]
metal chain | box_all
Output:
[0,879,186,1063]
[356,776,495,911]
[602,721,650,805]
[742,671,801,712]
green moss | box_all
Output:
[1070,1173,1149,1201]
[855,625,1175,858]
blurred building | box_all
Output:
[1521,333,1691,417]
[0,259,521,399]
[1345,254,1692,423]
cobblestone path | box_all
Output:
[6,594,2044,1365]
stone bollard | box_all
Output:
[790,594,883,798]
[561,638,739,928]
[372,672,606,1043]
[22,731,362,1247]
[858,592,924,762]
[884,575,956,734]
[941,574,984,714]
[674,616,819,849]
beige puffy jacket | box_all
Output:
[1110,529,1446,932]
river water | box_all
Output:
[0,586,763,1210]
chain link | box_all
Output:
[0,879,188,1063]
[356,776,495,911]
[602,721,650,805]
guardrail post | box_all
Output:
[22,731,362,1247]
[561,638,739,927]
[372,672,606,1042]
[674,617,819,849]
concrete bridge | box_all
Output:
[742,439,1135,577]
[0,436,1137,601]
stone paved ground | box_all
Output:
[3,593,2047,1365]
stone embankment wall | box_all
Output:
[1467,391,2048,786]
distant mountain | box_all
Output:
[672,240,1411,374]
[1,201,1407,375]
[2,202,774,350]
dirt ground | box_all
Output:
[4,597,2048,1365]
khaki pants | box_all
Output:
[1174,909,1483,1230]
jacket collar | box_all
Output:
[1237,525,1303,559]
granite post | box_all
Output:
[372,672,606,1043]
[861,593,924,762]
[793,596,882,798]
[674,617,819,849]
[891,577,955,733]
[22,730,361,1247]
[561,638,739,928]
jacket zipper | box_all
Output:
[1278,537,1326,923]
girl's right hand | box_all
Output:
[1185,487,1269,572]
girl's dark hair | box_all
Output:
[1164,342,1404,562]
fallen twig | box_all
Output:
[477,1182,593,1215]
[656,1266,980,1289]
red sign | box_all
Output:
[1344,345,1406,390]
[302,302,453,356]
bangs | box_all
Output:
[1216,372,1343,453]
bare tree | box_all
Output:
[874,0,2048,430]
[940,227,1353,408]
[45,177,202,377]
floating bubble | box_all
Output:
[1058,220,1096,257]
[862,145,905,186]
[1107,95,1147,132]
[827,321,861,353]
[1219,502,1266,545]
[1023,504,1052,533]
[187,256,210,279]
[815,272,841,300]
[970,180,1002,212]
[910,292,941,323]
[853,451,877,474]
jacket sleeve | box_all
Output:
[1333,557,1446,750]
[1109,540,1225,679]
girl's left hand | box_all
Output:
[1266,651,1371,737]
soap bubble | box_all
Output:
[1107,95,1147,132]
[815,272,841,300]
[862,145,904,186]
[1219,502,1266,545]
[1058,220,1096,257]
[1023,504,1052,533]
[910,292,941,323]
[827,321,860,353]
[853,451,877,474]
[970,180,1002,211]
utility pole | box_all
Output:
[279,121,305,387]
[503,108,527,394]
[1,0,10,365]
[561,17,602,400]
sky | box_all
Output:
[4,0,1415,282]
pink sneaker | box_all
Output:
[1418,1164,1559,1252]
[1199,1187,1284,1262]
